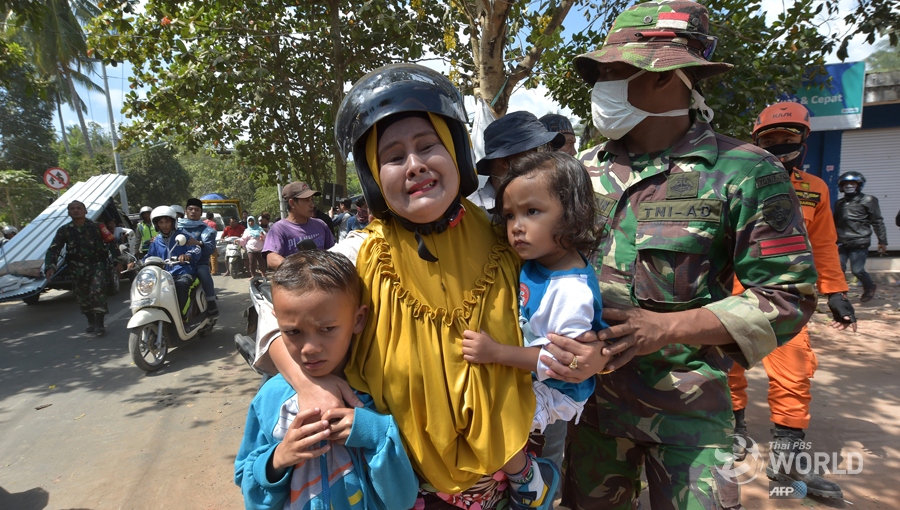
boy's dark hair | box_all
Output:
[272,250,361,306]
[494,152,601,256]
[206,212,214,220]
[355,197,367,208]
[341,198,352,209]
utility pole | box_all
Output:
[275,170,287,219]
[99,63,129,214]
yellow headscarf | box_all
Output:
[345,113,535,494]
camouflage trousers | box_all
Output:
[72,263,109,315]
[562,399,742,510]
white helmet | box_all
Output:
[150,206,178,228]
[2,225,17,236]
[170,205,185,216]
[140,206,153,214]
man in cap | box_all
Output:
[550,2,818,508]
[262,181,335,270]
[179,198,219,316]
[468,111,564,213]
[539,114,578,156]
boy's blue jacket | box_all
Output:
[177,218,217,264]
[235,375,418,510]
[144,229,200,277]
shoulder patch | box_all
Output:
[762,194,794,232]
[596,193,617,217]
[759,234,810,259]
[797,191,821,208]
[800,182,811,191]
[756,172,790,188]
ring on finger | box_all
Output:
[568,355,578,370]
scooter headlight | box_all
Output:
[136,270,157,296]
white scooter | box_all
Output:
[221,236,246,279]
[127,234,216,372]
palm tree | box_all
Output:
[4,0,103,158]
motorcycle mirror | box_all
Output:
[175,234,187,246]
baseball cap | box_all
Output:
[282,181,321,200]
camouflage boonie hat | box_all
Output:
[573,0,733,84]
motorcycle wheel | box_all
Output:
[230,259,240,280]
[107,269,121,295]
[129,323,169,372]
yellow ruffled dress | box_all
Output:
[344,201,536,494]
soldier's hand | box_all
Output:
[592,308,669,370]
[45,269,55,280]
[827,292,857,332]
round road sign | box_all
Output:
[44,167,69,190]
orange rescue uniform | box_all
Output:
[728,168,847,429]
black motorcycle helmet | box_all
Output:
[335,64,478,222]
[838,171,866,192]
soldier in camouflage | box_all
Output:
[45,201,127,336]
[529,2,819,509]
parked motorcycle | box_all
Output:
[127,234,215,372]
[222,236,246,279]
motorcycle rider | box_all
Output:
[137,206,157,256]
[145,206,201,316]
[171,205,185,219]
[728,102,852,499]
[178,198,219,316]
[44,201,128,336]
[1,225,17,247]
[834,171,887,302]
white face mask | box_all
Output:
[842,183,858,194]
[591,69,714,140]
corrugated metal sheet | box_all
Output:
[840,128,900,232]
[0,174,128,277]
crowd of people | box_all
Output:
[26,1,892,509]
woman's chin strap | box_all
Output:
[392,199,467,262]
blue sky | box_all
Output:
[57,0,884,144]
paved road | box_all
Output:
[0,273,259,509]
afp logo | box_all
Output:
[769,481,807,499]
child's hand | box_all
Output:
[322,408,355,445]
[462,329,500,365]
[272,408,332,471]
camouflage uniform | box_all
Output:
[562,3,818,508]
[44,220,121,316]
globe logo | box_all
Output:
[791,481,808,499]
[713,434,763,484]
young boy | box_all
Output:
[235,251,418,510]
[144,206,201,315]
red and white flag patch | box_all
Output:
[657,12,690,30]
[759,235,809,258]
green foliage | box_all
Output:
[0,169,55,227]
[178,150,259,210]
[866,39,900,73]
[122,144,192,210]
[0,62,59,178]
[250,186,281,218]
[88,0,445,190]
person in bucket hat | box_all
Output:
[541,2,818,508]
[469,111,564,212]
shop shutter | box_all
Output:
[840,127,900,230]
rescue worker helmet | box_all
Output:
[752,102,811,142]
[140,206,153,216]
[838,171,866,191]
[334,63,477,220]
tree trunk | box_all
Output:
[470,0,577,118]
[56,93,71,157]
[5,187,19,230]
[329,0,347,196]
[64,68,94,159]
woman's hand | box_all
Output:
[270,336,363,413]
[271,408,332,472]
[540,331,610,383]
[462,329,501,364]
[322,408,355,445]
